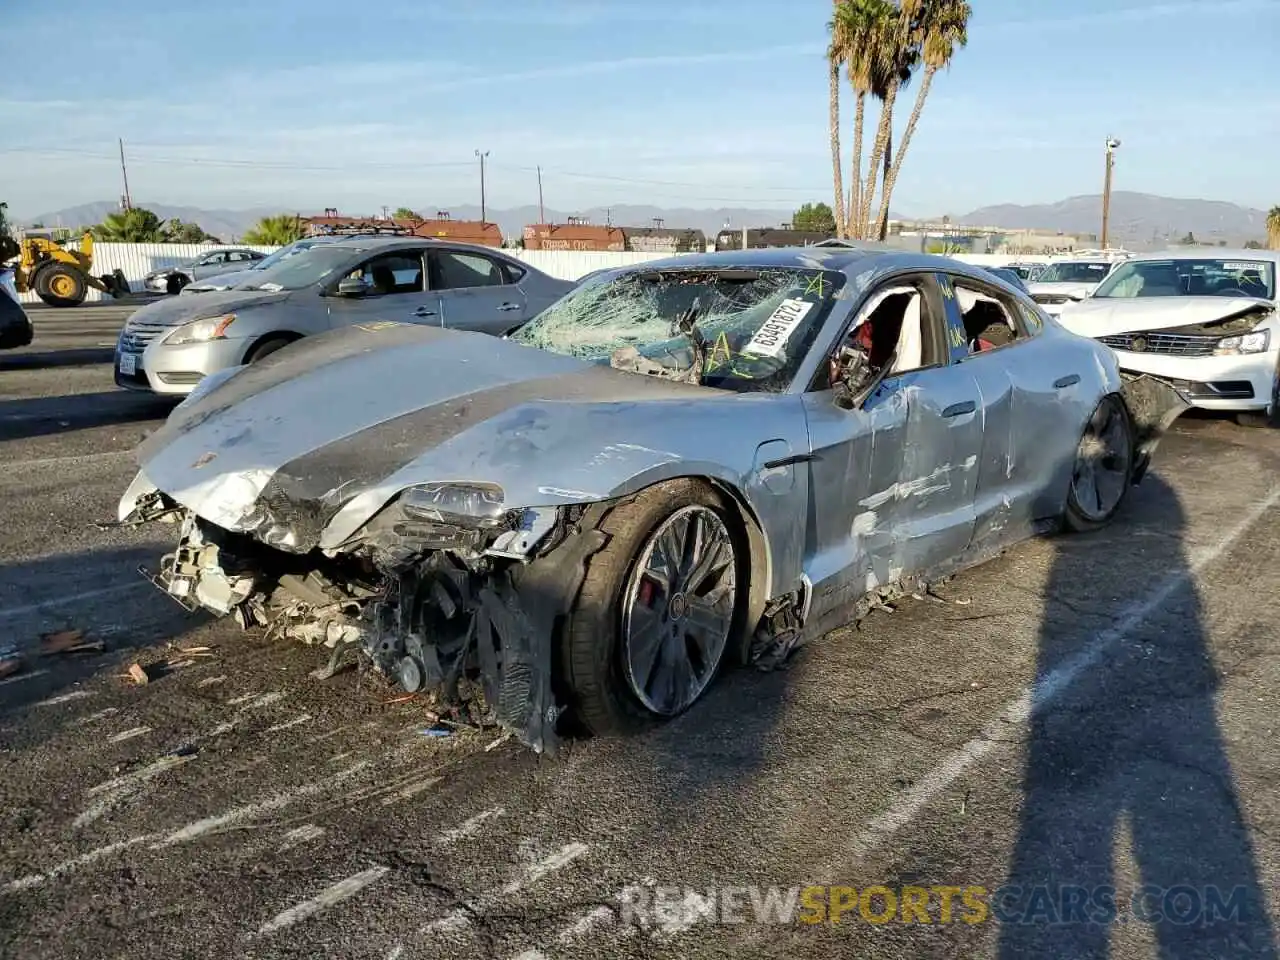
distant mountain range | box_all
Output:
[943,192,1271,248]
[20,192,1272,249]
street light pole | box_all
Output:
[475,149,490,223]
[1101,137,1120,249]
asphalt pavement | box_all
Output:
[2,305,1279,960]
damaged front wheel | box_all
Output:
[563,480,743,736]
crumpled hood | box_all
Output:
[131,322,741,550]
[183,268,261,292]
[1057,295,1275,337]
[125,288,293,327]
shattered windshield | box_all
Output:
[252,239,328,271]
[1036,261,1114,283]
[1092,258,1276,300]
[510,266,846,392]
[234,245,358,291]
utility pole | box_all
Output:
[1101,137,1120,249]
[475,149,490,223]
[118,138,132,211]
[537,165,545,224]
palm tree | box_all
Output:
[243,214,306,246]
[833,0,898,238]
[91,207,168,242]
[858,1,918,240]
[872,0,971,240]
[1267,206,1280,250]
[826,16,847,240]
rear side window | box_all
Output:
[501,260,527,284]
[433,251,504,289]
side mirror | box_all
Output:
[336,276,370,297]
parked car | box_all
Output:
[115,237,574,395]
[143,248,268,295]
[183,236,362,294]
[1025,259,1121,317]
[1005,261,1048,281]
[118,248,1185,752]
[1057,250,1279,426]
[982,266,1029,292]
[0,267,34,349]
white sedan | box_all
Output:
[1057,250,1279,426]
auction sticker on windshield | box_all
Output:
[744,298,815,359]
[1222,262,1267,272]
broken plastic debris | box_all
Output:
[0,657,23,680]
[127,663,150,685]
[420,725,453,738]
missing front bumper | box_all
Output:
[1120,372,1191,482]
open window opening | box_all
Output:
[954,284,1022,354]
[824,281,944,403]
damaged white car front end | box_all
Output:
[1059,296,1280,419]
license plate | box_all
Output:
[118,352,138,376]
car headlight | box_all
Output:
[399,482,508,528]
[1215,329,1270,356]
[163,313,237,346]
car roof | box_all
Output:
[1119,248,1280,264]
[609,245,988,281]
[315,236,512,257]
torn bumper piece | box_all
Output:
[131,496,606,755]
[1120,372,1190,483]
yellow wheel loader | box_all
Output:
[0,230,131,307]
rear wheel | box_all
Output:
[35,263,88,307]
[166,273,190,295]
[1064,394,1135,532]
[562,480,742,736]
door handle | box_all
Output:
[942,400,977,418]
[496,302,521,312]
[1053,374,1081,389]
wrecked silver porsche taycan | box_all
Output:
[118,249,1187,752]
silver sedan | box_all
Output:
[114,237,574,394]
[118,248,1186,751]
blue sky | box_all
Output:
[2,0,1277,218]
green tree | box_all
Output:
[1267,206,1280,250]
[0,202,16,263]
[393,207,422,220]
[872,0,970,240]
[792,202,838,233]
[91,207,168,242]
[164,218,217,243]
[243,214,306,246]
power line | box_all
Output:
[0,145,829,202]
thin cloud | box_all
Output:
[988,0,1278,32]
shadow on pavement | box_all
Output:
[0,391,176,442]
[998,473,1276,958]
[0,347,116,370]
[0,544,205,724]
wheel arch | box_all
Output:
[243,329,304,362]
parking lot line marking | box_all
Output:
[438,806,506,844]
[3,836,150,894]
[822,484,1280,872]
[264,714,312,734]
[0,582,149,620]
[153,761,371,847]
[256,865,391,936]
[108,726,152,743]
[380,776,443,806]
[0,668,50,687]
[277,824,326,850]
[4,450,133,470]
[35,690,93,707]
[88,753,197,796]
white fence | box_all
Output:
[14,242,1026,304]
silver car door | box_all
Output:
[430,248,527,334]
[943,272,1084,538]
[191,252,226,280]
[323,250,441,329]
[800,271,964,609]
